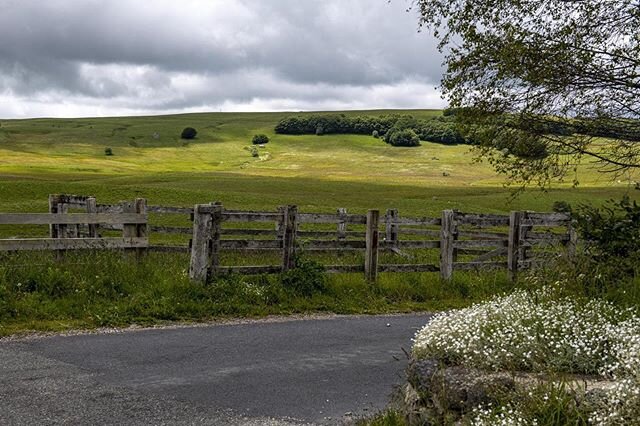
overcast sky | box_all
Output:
[0,0,444,118]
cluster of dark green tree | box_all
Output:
[274,112,565,154]
[274,113,470,146]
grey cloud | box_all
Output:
[0,0,444,117]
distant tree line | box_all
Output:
[274,111,637,157]
[274,113,471,147]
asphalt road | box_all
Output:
[0,314,431,425]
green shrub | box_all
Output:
[281,257,327,297]
[552,200,572,213]
[252,134,269,145]
[573,196,640,259]
[104,147,113,156]
[180,127,197,139]
[391,115,419,131]
[386,129,421,147]
[415,120,467,145]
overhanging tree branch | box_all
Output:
[413,0,640,187]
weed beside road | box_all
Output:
[0,251,515,337]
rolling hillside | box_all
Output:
[0,110,636,216]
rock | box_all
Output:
[406,357,515,415]
[407,358,440,395]
[401,357,615,425]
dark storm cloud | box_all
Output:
[0,0,444,117]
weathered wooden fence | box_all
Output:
[0,196,148,255]
[1,195,576,283]
[185,202,576,283]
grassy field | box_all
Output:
[0,109,638,335]
[1,109,637,216]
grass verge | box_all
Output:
[0,250,516,337]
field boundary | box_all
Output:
[0,194,577,282]
[0,195,148,256]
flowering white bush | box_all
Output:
[413,288,627,374]
[589,318,640,425]
[412,287,640,424]
[470,405,530,426]
[601,317,640,379]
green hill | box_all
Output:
[0,110,636,216]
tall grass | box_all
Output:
[0,250,515,337]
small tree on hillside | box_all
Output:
[387,129,421,147]
[252,134,270,145]
[181,127,197,140]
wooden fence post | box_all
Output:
[508,211,522,282]
[86,197,98,238]
[189,204,214,282]
[281,205,298,272]
[519,212,532,267]
[48,194,61,238]
[122,200,136,242]
[365,210,380,282]
[276,205,286,242]
[385,208,398,248]
[209,202,223,279]
[337,208,347,241]
[440,210,456,281]
[135,198,147,257]
[58,201,69,258]
[68,198,80,238]
[49,194,64,261]
[122,198,147,259]
[58,202,69,237]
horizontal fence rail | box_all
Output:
[0,194,575,283]
[180,201,574,283]
[0,237,147,252]
[0,195,148,256]
[0,213,146,225]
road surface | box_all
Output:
[0,314,430,425]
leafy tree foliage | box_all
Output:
[385,128,421,147]
[414,119,468,145]
[180,127,197,140]
[572,196,640,260]
[414,0,640,187]
[252,134,269,145]
[554,196,640,282]
[274,114,398,136]
[275,114,471,146]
